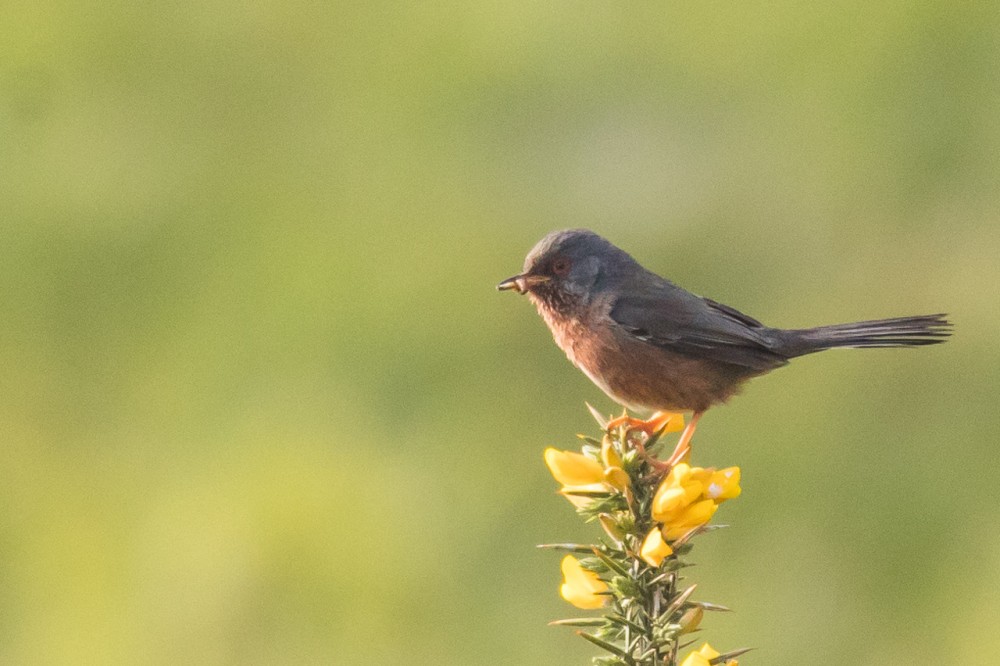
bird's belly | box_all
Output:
[534,300,749,413]
[576,330,683,411]
[570,321,747,413]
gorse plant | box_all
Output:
[542,406,750,666]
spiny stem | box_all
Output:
[545,410,746,665]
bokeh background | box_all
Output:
[3,1,998,664]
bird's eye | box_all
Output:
[552,258,571,276]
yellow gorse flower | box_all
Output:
[544,448,605,486]
[651,462,740,540]
[544,446,630,506]
[680,643,738,666]
[639,527,674,567]
[600,436,623,468]
[559,555,609,609]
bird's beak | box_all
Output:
[496,273,548,295]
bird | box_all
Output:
[497,229,951,468]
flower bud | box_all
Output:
[678,606,704,634]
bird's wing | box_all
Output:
[609,287,788,371]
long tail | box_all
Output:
[778,314,952,357]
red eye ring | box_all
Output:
[552,258,571,276]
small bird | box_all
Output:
[498,229,951,467]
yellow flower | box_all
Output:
[639,527,673,567]
[652,478,702,520]
[655,411,687,434]
[662,499,718,540]
[603,466,630,493]
[650,462,741,540]
[651,463,705,523]
[705,467,741,500]
[600,436,622,469]
[680,643,738,666]
[544,448,605,486]
[544,447,630,507]
[559,555,609,609]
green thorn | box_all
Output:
[575,631,629,658]
[607,613,648,635]
[642,422,670,453]
[548,618,607,627]
[710,648,754,664]
[536,543,596,553]
[662,584,698,619]
[591,546,630,577]
[585,402,609,429]
[560,489,613,498]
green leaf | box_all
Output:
[700,524,729,534]
[576,631,629,658]
[576,556,605,572]
[710,648,753,664]
[648,572,673,586]
[662,584,697,619]
[610,575,644,599]
[641,424,670,454]
[593,657,630,666]
[549,618,607,627]
[648,559,690,583]
[561,489,613,498]
[671,523,727,549]
[607,613,648,635]
[579,496,630,519]
[536,543,597,553]
[591,547,631,577]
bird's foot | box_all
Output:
[605,411,683,438]
[606,411,702,479]
[636,443,673,475]
[634,438,693,482]
[603,411,687,475]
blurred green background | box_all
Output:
[2,1,998,664]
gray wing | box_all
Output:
[609,286,789,371]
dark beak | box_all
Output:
[497,274,527,294]
[497,273,549,295]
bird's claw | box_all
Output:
[604,414,652,434]
[604,412,680,438]
[605,411,700,478]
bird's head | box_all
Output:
[497,229,637,311]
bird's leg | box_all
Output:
[606,412,683,473]
[633,437,673,473]
[604,414,647,432]
[605,411,678,438]
[663,411,703,467]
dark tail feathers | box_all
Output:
[780,314,952,357]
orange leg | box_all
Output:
[605,411,680,437]
[663,411,703,468]
[605,411,688,473]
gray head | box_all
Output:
[497,229,641,309]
